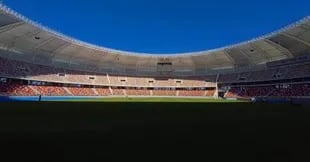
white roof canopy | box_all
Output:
[0,4,309,75]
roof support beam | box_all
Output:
[6,30,41,49]
[13,30,41,41]
[0,21,24,34]
[223,50,236,67]
[264,39,294,58]
[280,33,310,48]
[49,42,71,57]
[249,42,271,61]
[238,49,255,66]
[31,37,55,51]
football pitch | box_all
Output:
[0,99,306,161]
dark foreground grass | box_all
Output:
[0,102,309,161]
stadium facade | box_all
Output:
[0,4,310,101]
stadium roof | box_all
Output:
[0,3,310,75]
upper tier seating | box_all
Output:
[2,56,310,87]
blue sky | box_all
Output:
[3,0,310,54]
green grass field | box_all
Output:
[71,97,249,102]
[0,100,304,161]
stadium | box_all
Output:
[1,1,310,161]
[0,4,310,103]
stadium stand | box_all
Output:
[126,88,151,96]
[3,51,310,99]
[92,74,109,85]
[206,89,216,97]
[0,5,309,100]
[0,56,219,88]
[31,85,69,96]
[3,54,310,98]
[153,78,176,87]
[180,79,206,87]
[178,89,205,96]
[225,84,310,98]
[112,88,125,96]
[226,86,273,98]
[153,89,176,96]
[136,77,152,87]
[95,87,111,96]
[0,81,36,96]
[67,86,97,96]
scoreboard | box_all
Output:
[156,58,173,76]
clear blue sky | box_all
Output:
[3,0,310,54]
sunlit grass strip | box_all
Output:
[67,97,248,103]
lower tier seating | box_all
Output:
[0,81,216,97]
[226,84,310,98]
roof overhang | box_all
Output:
[0,3,309,75]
